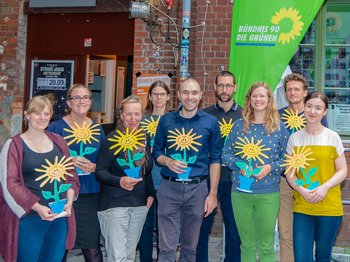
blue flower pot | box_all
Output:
[307,181,320,190]
[124,166,141,178]
[236,175,255,193]
[178,167,192,180]
[76,167,90,176]
[49,198,67,214]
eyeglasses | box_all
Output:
[69,95,91,102]
[151,93,168,98]
[216,83,235,90]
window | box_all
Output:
[289,1,350,138]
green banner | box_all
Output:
[229,0,325,106]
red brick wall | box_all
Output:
[0,0,26,146]
[132,0,350,246]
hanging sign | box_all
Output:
[229,0,325,105]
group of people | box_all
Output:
[0,71,347,262]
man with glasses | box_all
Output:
[196,71,242,262]
[153,78,222,262]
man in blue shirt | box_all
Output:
[278,73,328,262]
[153,78,222,262]
[196,71,242,262]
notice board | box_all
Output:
[30,60,74,121]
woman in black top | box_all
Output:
[96,95,154,262]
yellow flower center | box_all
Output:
[243,144,261,158]
[221,125,232,137]
[148,122,158,135]
[177,135,193,147]
[290,154,306,167]
[288,115,304,128]
[121,135,137,147]
[47,165,65,178]
[75,128,92,140]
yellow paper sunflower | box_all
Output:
[64,121,101,146]
[281,146,314,177]
[219,118,233,139]
[108,128,146,155]
[234,136,270,165]
[140,116,160,138]
[271,7,304,45]
[281,109,306,132]
[167,128,202,152]
[35,156,75,187]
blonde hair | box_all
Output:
[25,95,53,116]
[242,82,280,134]
[116,95,144,129]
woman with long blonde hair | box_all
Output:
[222,82,289,261]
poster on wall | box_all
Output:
[30,60,74,121]
[328,104,350,134]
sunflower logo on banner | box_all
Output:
[280,109,306,133]
[64,121,101,175]
[271,7,304,45]
[229,0,325,106]
[281,146,319,189]
[108,128,146,178]
[140,115,161,147]
[167,128,202,181]
[234,136,271,193]
[219,118,234,144]
[35,156,75,214]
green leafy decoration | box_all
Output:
[170,154,183,161]
[307,167,318,177]
[235,161,248,170]
[295,180,305,187]
[69,149,78,157]
[252,168,261,176]
[188,156,197,164]
[132,152,145,161]
[42,190,53,200]
[117,158,127,166]
[84,147,97,155]
[59,184,72,193]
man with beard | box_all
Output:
[196,71,242,262]
[153,78,222,262]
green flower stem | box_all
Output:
[300,167,308,182]
[53,180,60,201]
[183,148,187,164]
[79,142,84,157]
[247,158,252,176]
[127,149,135,168]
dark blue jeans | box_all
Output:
[293,212,342,262]
[138,199,158,262]
[196,180,241,262]
[18,215,67,262]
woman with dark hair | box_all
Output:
[285,91,347,261]
[0,96,79,262]
[47,84,105,261]
[222,82,288,261]
[96,95,155,261]
[138,80,171,261]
